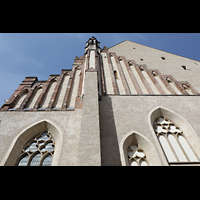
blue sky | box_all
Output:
[0,33,200,107]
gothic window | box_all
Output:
[154,117,199,163]
[127,144,148,166]
[16,131,55,166]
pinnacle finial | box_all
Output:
[85,36,100,54]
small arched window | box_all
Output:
[12,89,28,109]
[16,131,55,166]
[128,144,148,166]
[154,117,199,164]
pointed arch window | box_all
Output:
[154,117,199,164]
[16,131,55,166]
[128,144,148,166]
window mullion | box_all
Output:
[164,133,179,162]
[173,133,190,162]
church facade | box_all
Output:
[1,37,200,166]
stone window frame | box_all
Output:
[154,116,200,164]
[119,131,162,166]
[1,119,62,166]
[149,107,200,166]
[127,143,148,166]
[16,131,55,166]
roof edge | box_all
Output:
[108,40,200,63]
[108,40,130,50]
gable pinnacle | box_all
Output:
[85,36,101,54]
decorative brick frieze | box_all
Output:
[123,58,143,95]
[1,44,200,112]
[61,64,77,110]
[99,50,199,96]
[181,81,200,95]
[18,89,33,110]
[111,52,130,94]
[75,69,84,109]
[75,57,85,109]
[46,71,69,110]
[175,81,189,95]
[33,76,55,110]
[99,52,106,96]
[0,77,38,111]
[135,64,154,94]
[104,51,119,95]
[148,69,166,95]
[136,64,166,95]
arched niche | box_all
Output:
[13,89,29,109]
[149,107,200,164]
[2,119,63,166]
[25,87,43,109]
[119,131,161,166]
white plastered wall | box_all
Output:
[100,95,200,166]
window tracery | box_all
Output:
[16,132,55,166]
[127,144,148,166]
[154,117,199,163]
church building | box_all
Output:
[1,36,200,166]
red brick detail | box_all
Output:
[140,65,166,95]
[121,58,143,95]
[163,75,187,95]
[174,81,189,95]
[111,52,130,94]
[33,76,55,110]
[61,56,85,110]
[95,50,100,71]
[148,69,166,95]
[161,75,178,94]
[1,106,9,111]
[61,65,77,110]
[23,84,43,111]
[181,81,200,95]
[104,51,119,95]
[135,64,154,94]
[75,96,83,109]
[75,57,85,109]
[18,89,34,110]
[99,52,106,95]
[1,77,38,111]
[46,72,67,110]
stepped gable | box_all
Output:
[1,55,85,111]
[1,40,200,112]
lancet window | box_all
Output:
[154,117,199,163]
[16,131,55,166]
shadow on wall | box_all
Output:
[99,96,122,166]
